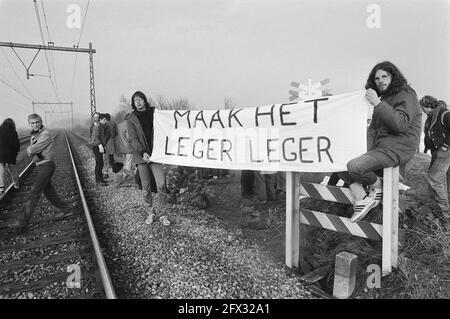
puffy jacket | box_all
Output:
[90,122,106,147]
[367,85,422,166]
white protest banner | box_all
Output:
[150,90,368,172]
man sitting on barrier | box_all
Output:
[339,61,422,222]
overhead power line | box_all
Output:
[77,0,91,46]
[70,0,91,100]
[33,0,60,102]
[40,0,59,106]
[1,48,35,100]
[0,42,97,117]
[0,72,33,102]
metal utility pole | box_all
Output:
[0,41,97,116]
[89,43,96,118]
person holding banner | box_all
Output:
[420,96,450,217]
[127,91,170,226]
[340,61,422,222]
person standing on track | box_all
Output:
[90,112,108,186]
[127,91,170,226]
[104,113,118,172]
[8,113,73,231]
[0,118,20,194]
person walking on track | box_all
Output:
[8,113,74,231]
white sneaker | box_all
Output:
[351,187,382,222]
[12,178,20,189]
[145,213,155,225]
[159,215,171,226]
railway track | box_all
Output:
[0,130,115,299]
[19,135,30,145]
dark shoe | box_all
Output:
[54,211,74,219]
[55,202,82,219]
[24,204,33,224]
[143,192,153,206]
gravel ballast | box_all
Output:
[71,133,314,299]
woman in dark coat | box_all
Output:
[0,118,20,193]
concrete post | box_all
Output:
[333,251,358,299]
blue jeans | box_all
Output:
[137,162,167,213]
[428,148,450,214]
[25,161,68,220]
[339,153,387,186]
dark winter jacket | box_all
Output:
[127,108,155,165]
[0,125,20,164]
[424,106,450,153]
[367,85,422,166]
[89,122,107,147]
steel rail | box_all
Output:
[19,136,30,145]
[70,131,89,143]
[63,131,116,299]
[0,160,34,201]
[1,131,61,200]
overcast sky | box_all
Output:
[0,0,449,128]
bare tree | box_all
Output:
[156,95,192,110]
[113,94,131,122]
[155,95,168,110]
[170,97,191,110]
[224,96,237,109]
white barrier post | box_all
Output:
[382,166,399,276]
[286,171,300,268]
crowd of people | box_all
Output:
[1,61,449,232]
